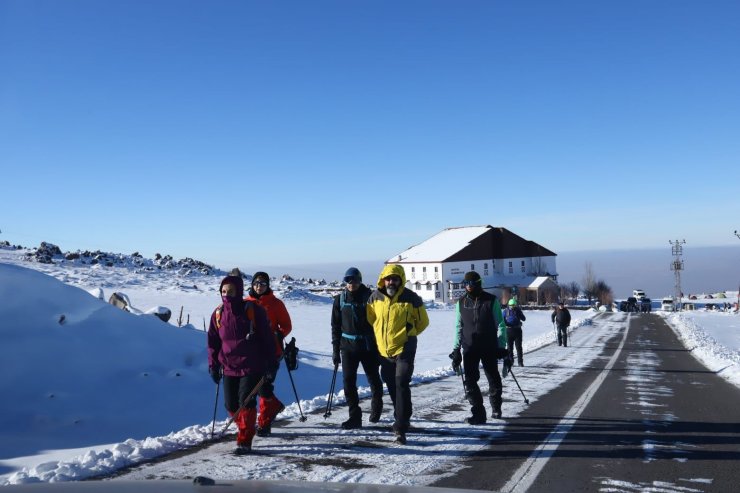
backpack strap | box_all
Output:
[215,302,255,330]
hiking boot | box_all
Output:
[368,409,382,423]
[465,414,486,425]
[518,359,524,367]
[492,410,502,419]
[394,430,407,445]
[341,418,362,430]
[234,443,252,455]
[256,424,271,437]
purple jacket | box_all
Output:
[207,275,274,377]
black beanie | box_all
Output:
[252,271,270,286]
[464,271,481,282]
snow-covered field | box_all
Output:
[1,245,738,486]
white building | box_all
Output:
[386,225,558,305]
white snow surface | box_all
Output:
[1,246,738,486]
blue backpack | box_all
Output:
[504,307,519,325]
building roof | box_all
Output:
[528,276,557,289]
[387,225,556,263]
[387,226,491,263]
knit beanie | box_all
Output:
[252,271,270,286]
[464,271,481,283]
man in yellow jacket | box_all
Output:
[367,264,429,444]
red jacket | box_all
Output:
[245,290,292,357]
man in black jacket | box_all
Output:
[449,271,509,423]
[551,302,572,347]
[330,267,384,429]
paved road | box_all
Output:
[432,313,740,492]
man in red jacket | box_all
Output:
[245,271,293,436]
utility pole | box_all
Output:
[735,231,739,312]
[669,239,686,312]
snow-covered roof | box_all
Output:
[386,226,491,263]
[529,276,556,289]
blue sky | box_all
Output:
[2,0,739,269]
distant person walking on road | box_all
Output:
[449,271,509,423]
[503,298,526,366]
[367,264,429,444]
[331,267,384,429]
[207,274,274,454]
[246,271,293,437]
[551,302,571,347]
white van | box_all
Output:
[661,297,674,311]
[633,289,646,300]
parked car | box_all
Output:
[661,297,675,311]
[633,289,646,300]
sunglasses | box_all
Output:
[344,276,360,284]
[462,280,480,287]
[253,281,268,287]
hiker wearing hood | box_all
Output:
[367,264,429,444]
[245,271,293,437]
[449,271,508,424]
[207,274,273,454]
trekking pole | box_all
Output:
[210,373,221,439]
[459,364,468,399]
[324,363,339,418]
[507,367,530,405]
[219,376,266,436]
[283,341,308,422]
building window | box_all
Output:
[508,261,513,274]
[484,263,488,270]
[411,266,415,279]
[434,266,439,279]
[415,282,421,290]
[484,269,489,276]
[452,283,460,290]
[422,266,427,280]
[426,284,432,291]
[471,263,475,271]
[521,260,526,273]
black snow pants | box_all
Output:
[379,336,417,433]
[463,344,503,419]
[341,346,384,423]
[506,326,524,366]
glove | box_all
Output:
[332,348,341,366]
[503,355,514,370]
[209,366,221,384]
[449,349,462,375]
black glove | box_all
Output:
[332,348,341,366]
[449,349,462,375]
[503,355,514,370]
[209,366,221,384]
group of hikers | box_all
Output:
[207,265,571,454]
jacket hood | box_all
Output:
[376,264,407,289]
[220,275,244,299]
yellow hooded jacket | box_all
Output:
[367,264,430,358]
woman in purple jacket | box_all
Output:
[208,274,274,454]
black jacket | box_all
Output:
[552,307,571,327]
[454,291,506,352]
[331,285,376,353]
